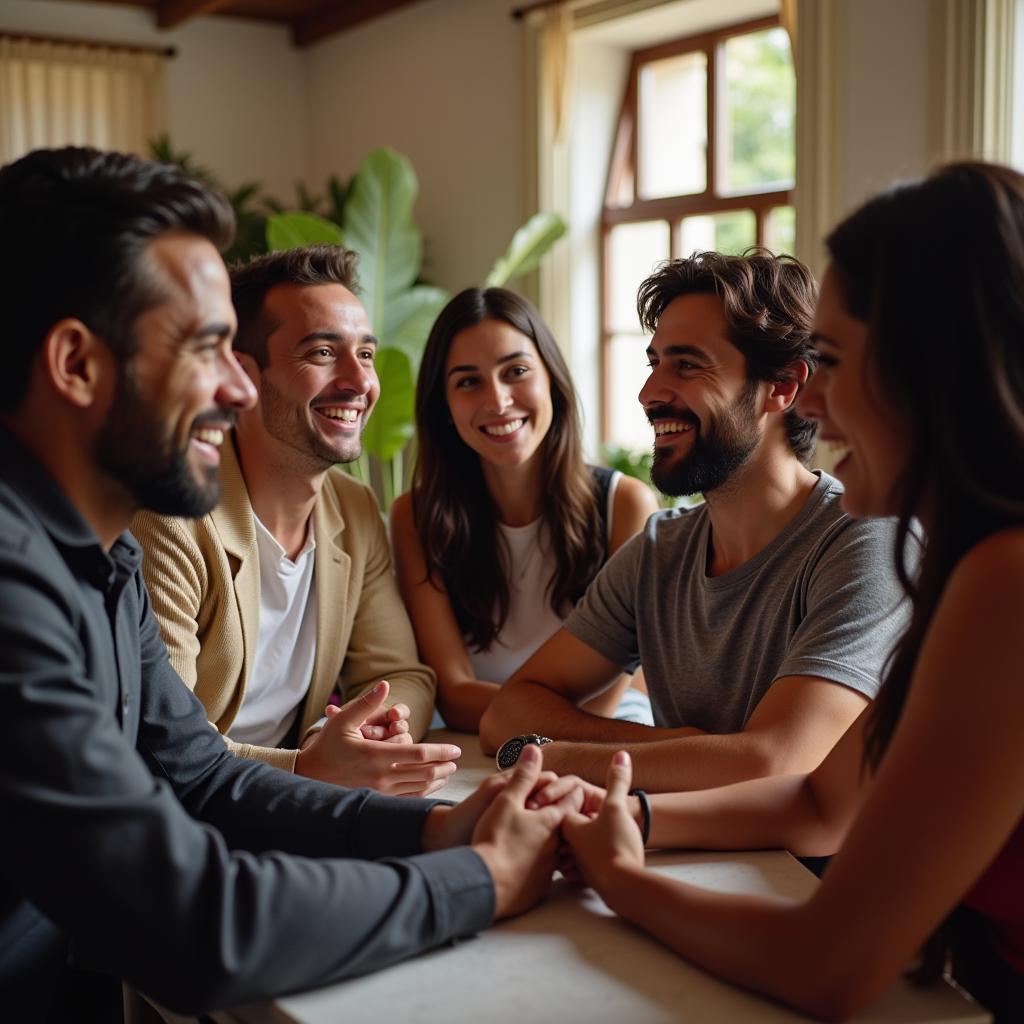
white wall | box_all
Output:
[304,0,524,294]
[0,0,307,199]
[0,0,938,330]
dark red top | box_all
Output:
[963,818,1024,972]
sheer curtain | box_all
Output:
[929,0,1017,164]
[0,35,167,164]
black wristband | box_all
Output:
[629,788,651,846]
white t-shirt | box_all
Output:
[228,516,318,747]
[468,472,621,682]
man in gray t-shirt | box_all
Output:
[481,252,907,791]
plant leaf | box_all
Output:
[266,211,343,252]
[362,347,415,462]
[342,148,422,341]
[486,211,567,287]
[384,285,449,371]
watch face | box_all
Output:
[496,737,526,770]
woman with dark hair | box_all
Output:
[391,287,658,733]
[547,163,1024,1021]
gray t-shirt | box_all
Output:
[565,472,907,733]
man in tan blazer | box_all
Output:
[133,244,456,795]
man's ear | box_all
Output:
[41,319,113,409]
[764,359,810,414]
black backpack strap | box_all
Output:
[589,465,616,561]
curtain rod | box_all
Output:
[0,30,176,58]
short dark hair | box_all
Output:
[636,248,819,461]
[229,245,360,367]
[0,146,235,411]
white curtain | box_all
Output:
[0,36,167,164]
[929,0,1017,164]
[792,0,842,281]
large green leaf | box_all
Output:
[342,148,422,343]
[362,347,415,462]
[385,285,449,370]
[485,211,567,287]
[265,211,342,252]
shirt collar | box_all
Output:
[0,424,141,584]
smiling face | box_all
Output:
[251,282,379,470]
[444,318,554,471]
[95,232,256,516]
[638,292,763,497]
[798,265,910,517]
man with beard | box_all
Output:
[133,246,455,796]
[481,251,907,790]
[0,147,579,1020]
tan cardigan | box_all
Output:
[131,438,436,772]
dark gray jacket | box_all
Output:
[0,430,493,1017]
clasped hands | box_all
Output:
[423,745,648,922]
[295,680,460,796]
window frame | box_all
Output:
[600,14,794,444]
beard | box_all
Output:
[650,383,760,497]
[95,364,230,518]
[258,372,365,470]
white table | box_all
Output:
[213,734,988,1024]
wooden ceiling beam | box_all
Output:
[157,0,234,30]
[292,0,427,47]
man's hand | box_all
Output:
[470,746,583,920]
[421,767,568,852]
[325,692,412,743]
[295,681,460,795]
[562,751,645,892]
[527,772,607,816]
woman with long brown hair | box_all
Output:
[391,287,658,733]
[551,162,1024,1021]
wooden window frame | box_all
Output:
[600,14,794,444]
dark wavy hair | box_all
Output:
[828,162,1024,985]
[0,146,234,411]
[230,244,360,368]
[636,248,819,461]
[411,287,603,650]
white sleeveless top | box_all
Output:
[468,472,620,683]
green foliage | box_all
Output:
[148,134,269,264]
[265,211,342,251]
[342,148,445,368]
[724,27,795,192]
[600,443,703,510]
[602,443,653,482]
[710,210,756,256]
[486,212,567,287]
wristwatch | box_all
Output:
[495,733,553,770]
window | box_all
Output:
[601,16,795,449]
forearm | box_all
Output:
[542,731,783,792]
[438,679,501,734]
[481,679,674,753]
[648,773,843,855]
[598,865,847,1020]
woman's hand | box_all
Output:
[562,751,646,896]
[527,772,607,816]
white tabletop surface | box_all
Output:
[213,733,989,1024]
